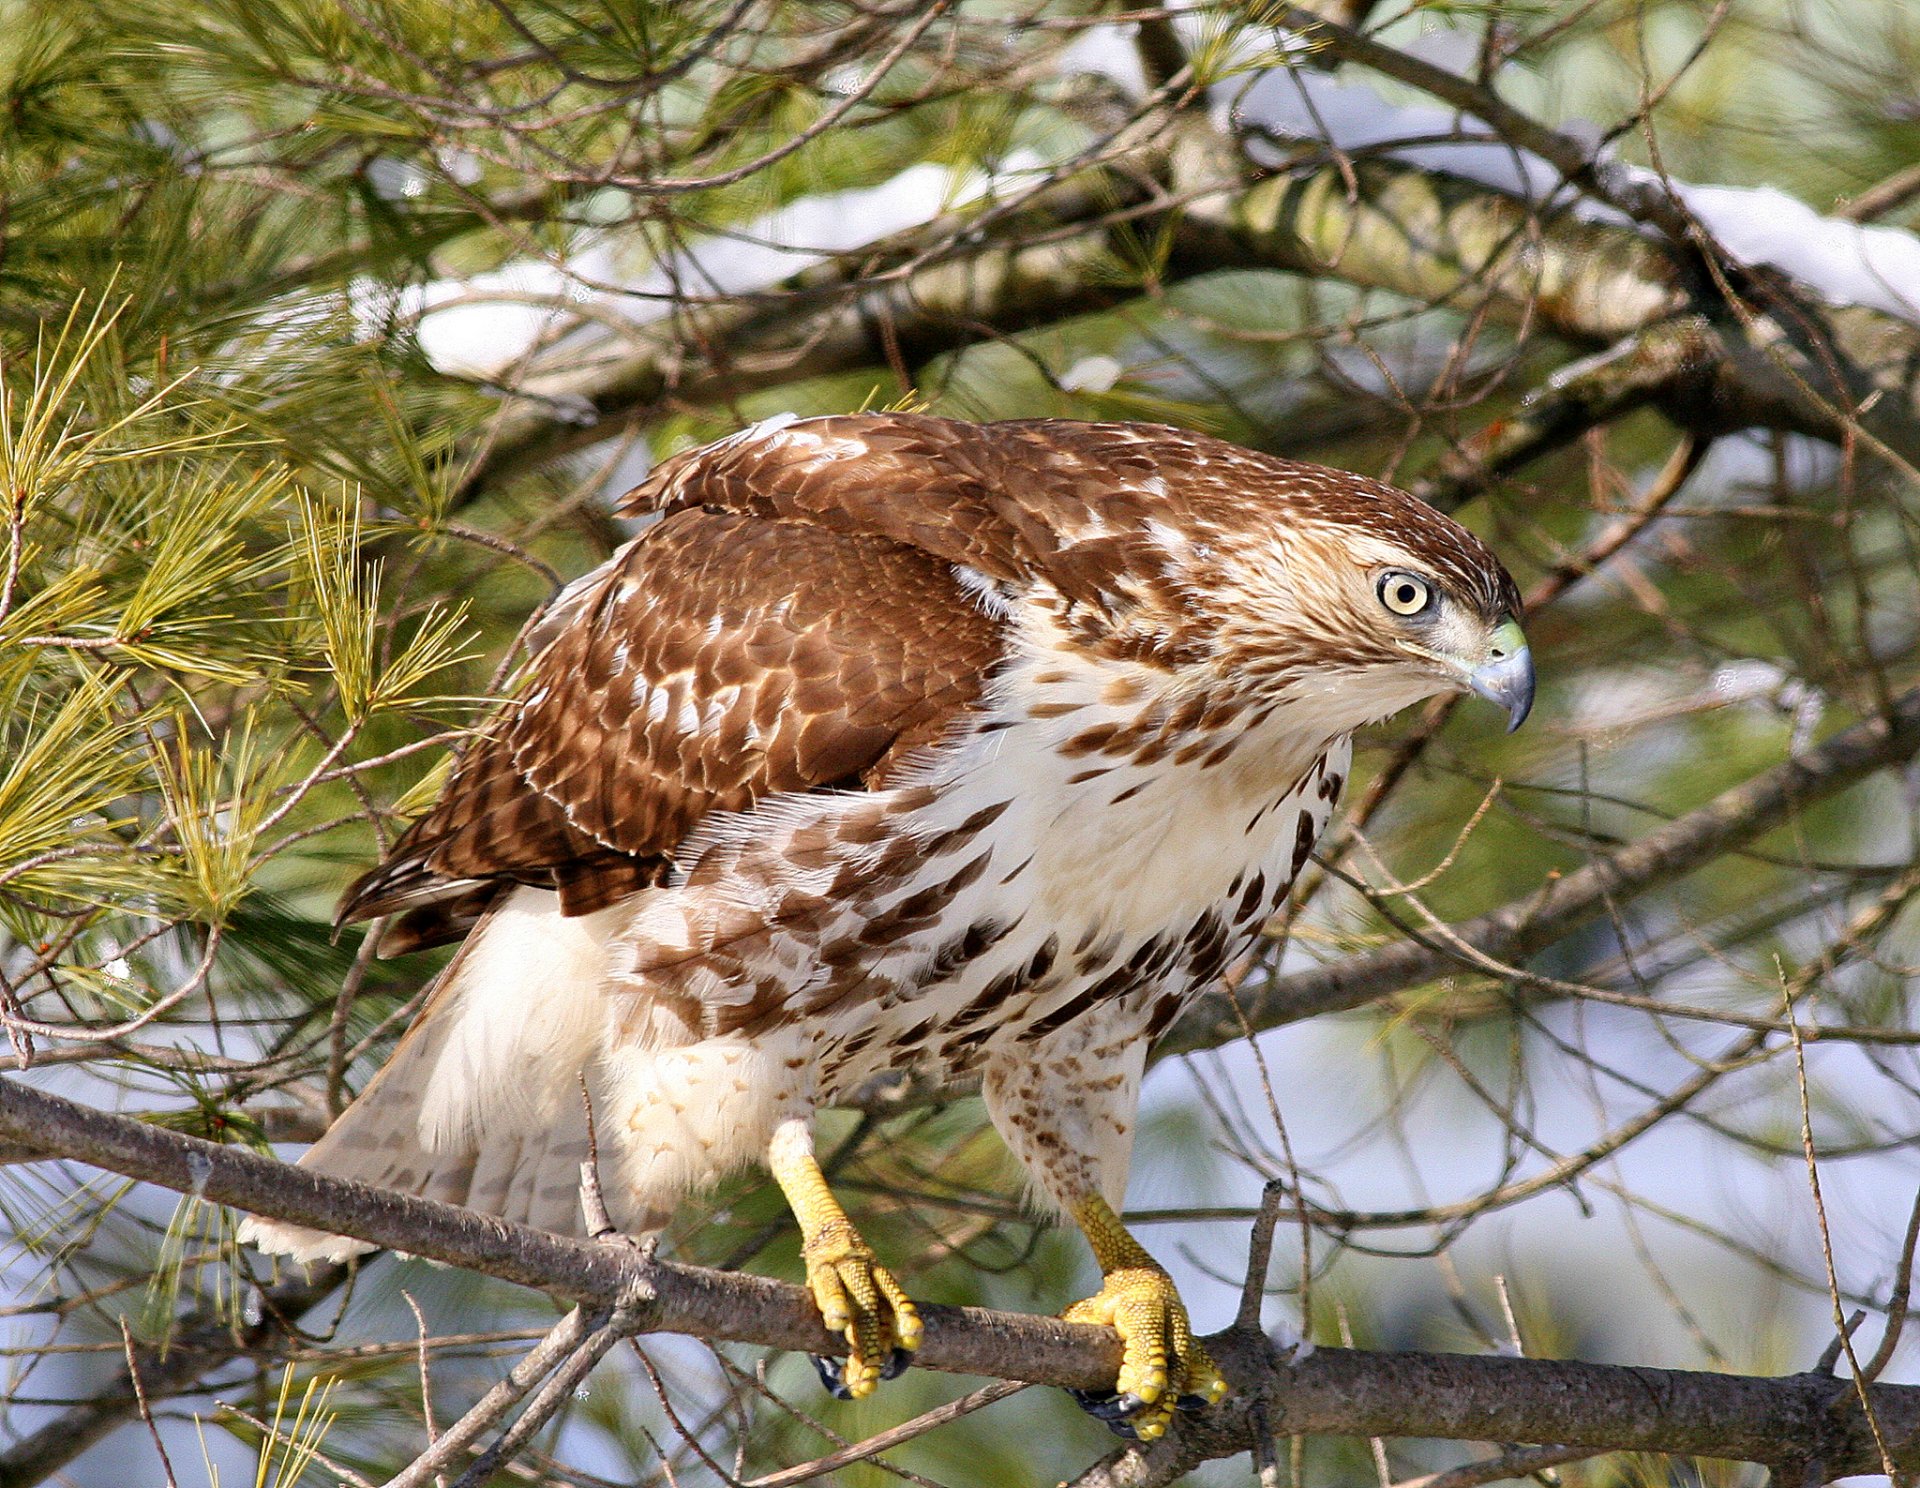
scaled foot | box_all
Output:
[800,1215,923,1399]
[769,1117,923,1400]
[1062,1265,1227,1441]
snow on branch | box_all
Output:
[428,19,1920,506]
[1201,8,1920,324]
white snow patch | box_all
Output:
[1692,430,1839,495]
[1559,659,1826,749]
[1055,20,1147,96]
[1676,183,1920,324]
[1059,353,1124,392]
[367,15,1917,401]
[1222,64,1570,206]
[400,153,1048,379]
[404,258,595,380]
[1219,48,1920,326]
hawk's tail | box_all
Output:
[236,1111,599,1264]
[239,886,653,1264]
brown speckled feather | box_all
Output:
[245,411,1531,1273]
[342,505,1001,946]
[625,415,1171,606]
[626,414,1518,663]
[345,412,1517,952]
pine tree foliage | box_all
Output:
[1,1,1919,1485]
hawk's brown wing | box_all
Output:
[625,413,1176,609]
[344,410,1310,952]
[341,505,1002,951]
[620,413,1316,668]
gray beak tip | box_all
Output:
[1468,622,1535,733]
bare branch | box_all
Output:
[1268,7,1696,241]
[0,1265,347,1486]
[1167,685,1920,1054]
[1,1078,1918,1477]
[1837,161,1920,224]
[380,1307,600,1488]
[453,140,1920,512]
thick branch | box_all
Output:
[460,137,1920,503]
[455,172,1154,499]
[0,1074,1119,1392]
[1166,686,1920,1054]
[0,1078,1916,1478]
[0,1082,1904,1474]
[1086,1329,1905,1486]
[1176,156,1920,468]
[1269,6,1696,241]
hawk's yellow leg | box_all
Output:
[1061,1194,1228,1441]
[768,1118,922,1399]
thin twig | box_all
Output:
[383,1306,598,1488]
[401,1290,442,1483]
[1389,1444,1602,1488]
[741,1381,1029,1488]
[1863,1186,1920,1382]
[119,1317,179,1488]
[1239,1179,1289,1333]
[448,1305,640,1488]
[1786,993,1899,1480]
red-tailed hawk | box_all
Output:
[242,413,1531,1440]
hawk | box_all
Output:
[242,413,1531,1440]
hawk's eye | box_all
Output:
[1377,571,1435,617]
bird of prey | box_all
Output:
[242,413,1531,1440]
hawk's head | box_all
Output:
[1167,461,1532,740]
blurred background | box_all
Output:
[2,1,1919,1483]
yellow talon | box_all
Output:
[799,1217,921,1397]
[1062,1197,1228,1440]
[769,1119,920,1400]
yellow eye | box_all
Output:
[1377,571,1434,617]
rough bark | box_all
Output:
[0,1075,1911,1481]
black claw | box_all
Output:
[1066,1386,1152,1435]
[1066,1386,1124,1420]
[1175,1392,1213,1414]
[1105,1390,1148,1419]
[809,1353,855,1400]
[880,1346,913,1382]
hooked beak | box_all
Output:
[1466,617,1535,733]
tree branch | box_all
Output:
[0,1077,1916,1478]
[0,1265,346,1488]
[452,161,1166,501]
[1269,6,1697,242]
[1409,318,1712,511]
[0,1073,1122,1391]
[454,134,1920,507]
[1178,155,1920,470]
[1078,1327,1908,1485]
[1836,161,1920,224]
[1166,685,1920,1055]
